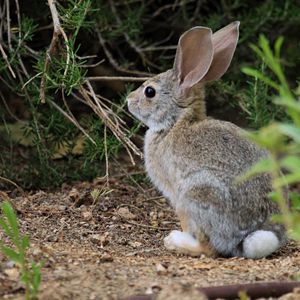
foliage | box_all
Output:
[1,0,300,188]
[0,201,42,299]
[241,36,300,240]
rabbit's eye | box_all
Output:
[144,86,156,98]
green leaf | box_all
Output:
[236,158,275,182]
[249,43,264,60]
[268,191,279,202]
[1,202,20,243]
[22,235,30,250]
[0,218,13,238]
[20,271,29,284]
[280,155,300,173]
[258,35,274,65]
[289,219,300,240]
[31,262,42,295]
[274,173,300,187]
[274,37,284,60]
[241,67,279,90]
[1,246,21,264]
[271,214,285,223]
[290,192,300,211]
[278,124,300,143]
[274,97,300,113]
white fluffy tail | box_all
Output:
[243,230,280,259]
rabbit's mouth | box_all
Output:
[127,98,144,122]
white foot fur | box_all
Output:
[164,230,202,256]
[243,230,279,259]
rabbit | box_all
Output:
[126,21,287,259]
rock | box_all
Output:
[82,211,93,220]
[4,268,19,281]
[117,207,136,220]
[99,254,113,263]
[156,263,168,275]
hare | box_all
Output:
[127,22,287,259]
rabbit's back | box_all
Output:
[173,119,267,179]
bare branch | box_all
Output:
[140,45,177,52]
[96,29,153,77]
[87,76,150,82]
[0,90,23,122]
[5,0,12,51]
[108,0,160,70]
[0,43,16,78]
[0,176,25,197]
[79,81,143,162]
[48,99,96,145]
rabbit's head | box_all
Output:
[127,22,240,131]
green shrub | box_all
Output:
[241,35,300,240]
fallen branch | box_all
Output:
[0,176,26,197]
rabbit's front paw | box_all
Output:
[164,230,202,255]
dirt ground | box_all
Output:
[0,166,300,300]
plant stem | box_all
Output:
[270,153,292,230]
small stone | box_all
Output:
[129,241,142,248]
[99,254,113,263]
[4,268,19,281]
[91,233,109,247]
[58,205,67,211]
[117,207,136,220]
[156,263,168,275]
[82,211,93,220]
[5,261,15,268]
[68,188,80,200]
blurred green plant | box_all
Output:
[0,201,42,299]
[237,62,287,128]
[241,35,300,239]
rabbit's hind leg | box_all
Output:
[242,230,280,259]
[164,230,202,256]
[164,211,217,257]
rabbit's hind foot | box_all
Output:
[164,230,201,256]
[164,230,205,257]
[243,230,280,259]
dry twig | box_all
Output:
[0,176,26,197]
[96,29,152,77]
[48,99,96,145]
[0,43,16,78]
[108,0,160,70]
[79,81,143,163]
[87,76,150,82]
[5,0,12,51]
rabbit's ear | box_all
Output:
[173,27,213,92]
[202,21,240,82]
